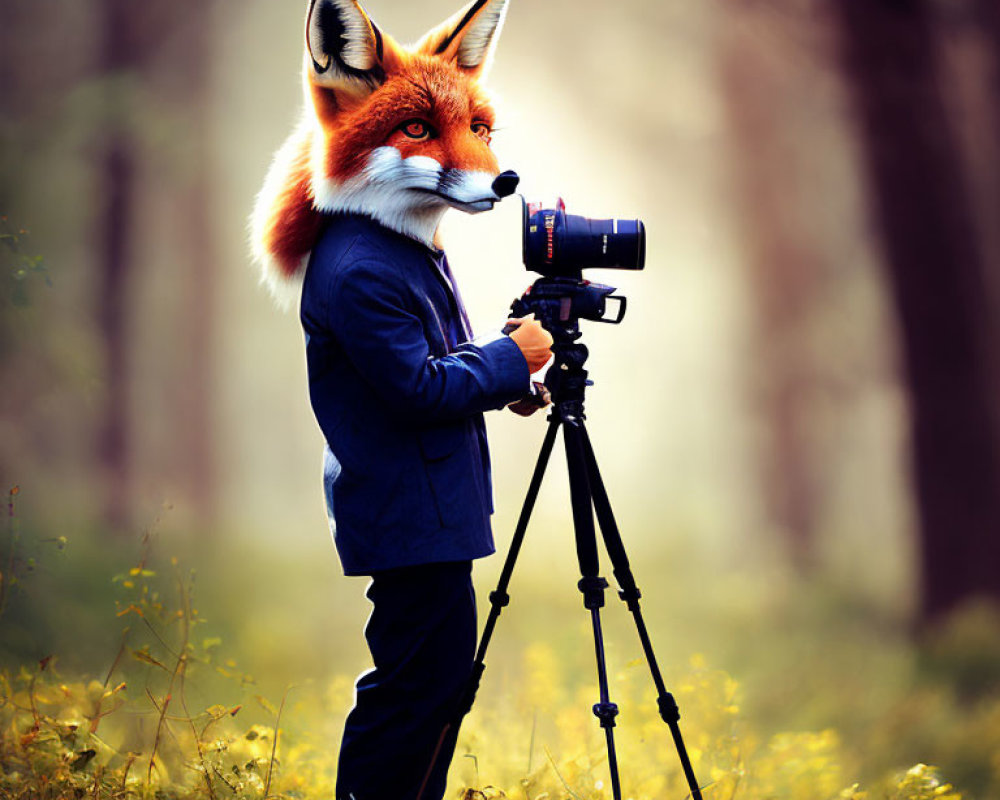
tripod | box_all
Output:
[418,323,704,800]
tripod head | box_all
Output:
[510,275,627,335]
[509,276,628,416]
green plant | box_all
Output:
[0,218,49,307]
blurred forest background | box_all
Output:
[2,0,1000,797]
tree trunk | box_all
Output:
[977,0,1000,124]
[718,8,825,570]
[98,0,139,533]
[162,9,218,527]
[972,0,1000,330]
[97,2,218,532]
[833,0,1000,622]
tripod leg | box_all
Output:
[563,420,623,800]
[468,412,562,706]
[415,414,561,800]
[577,423,705,800]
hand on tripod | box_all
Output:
[507,381,551,416]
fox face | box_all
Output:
[251,0,517,305]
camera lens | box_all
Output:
[522,198,645,275]
[563,215,645,272]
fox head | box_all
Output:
[251,0,517,305]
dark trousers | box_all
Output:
[336,560,476,800]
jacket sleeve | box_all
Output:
[327,258,530,422]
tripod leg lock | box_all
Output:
[488,590,511,608]
[617,586,641,610]
[578,576,608,609]
[592,701,619,729]
[657,692,681,724]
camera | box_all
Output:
[521,198,645,277]
[511,198,645,331]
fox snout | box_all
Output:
[433,166,519,211]
[492,170,519,199]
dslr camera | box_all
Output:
[511,198,645,331]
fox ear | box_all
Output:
[417,0,509,79]
[306,0,388,95]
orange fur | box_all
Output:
[260,136,322,280]
[321,56,498,183]
[251,0,510,307]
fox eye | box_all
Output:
[471,122,492,142]
[399,119,434,140]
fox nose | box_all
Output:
[492,170,520,199]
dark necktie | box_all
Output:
[435,252,474,345]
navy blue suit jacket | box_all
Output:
[300,213,529,575]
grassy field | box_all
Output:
[2,490,998,799]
